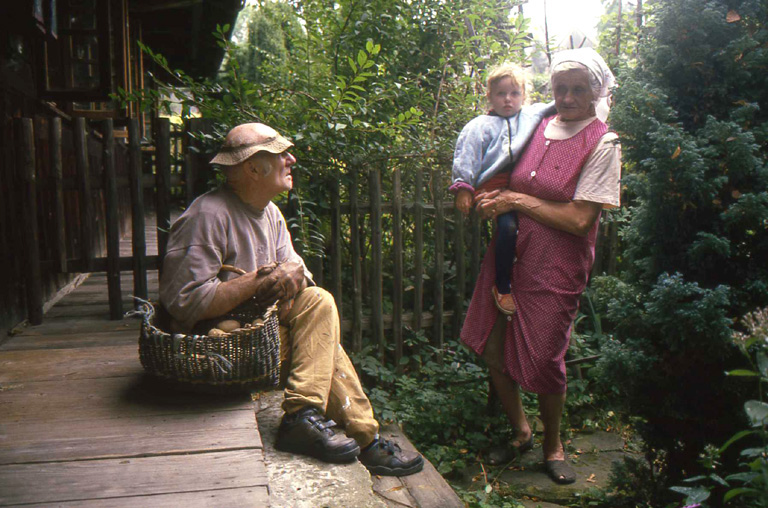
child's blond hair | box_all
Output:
[485,63,527,98]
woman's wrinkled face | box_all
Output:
[552,69,595,121]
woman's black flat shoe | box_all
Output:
[544,447,576,484]
[487,435,534,465]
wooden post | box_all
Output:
[155,118,172,275]
[184,152,195,207]
[453,206,465,338]
[350,166,363,352]
[74,118,94,272]
[432,167,445,350]
[128,119,148,304]
[392,166,404,372]
[17,118,43,325]
[306,174,323,286]
[369,165,384,360]
[413,165,424,331]
[50,118,67,273]
[102,119,122,320]
[330,172,343,323]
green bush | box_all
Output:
[592,0,768,487]
[353,331,514,477]
[671,307,768,507]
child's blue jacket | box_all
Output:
[450,102,555,193]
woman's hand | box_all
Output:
[476,189,603,237]
[474,189,515,219]
[455,189,473,215]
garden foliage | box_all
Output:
[120,0,533,308]
[592,0,768,493]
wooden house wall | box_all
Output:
[0,98,134,337]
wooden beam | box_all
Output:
[369,165,384,360]
[16,118,43,325]
[102,120,123,320]
[432,166,445,351]
[155,119,172,277]
[392,167,404,373]
[130,0,203,14]
[74,118,95,272]
[128,119,148,304]
[50,117,68,273]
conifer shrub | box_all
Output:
[592,0,768,485]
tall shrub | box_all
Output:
[593,0,768,481]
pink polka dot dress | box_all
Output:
[461,116,608,394]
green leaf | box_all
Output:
[719,429,754,453]
[724,487,759,502]
[745,400,768,427]
[728,369,759,377]
[366,40,374,53]
[357,50,367,68]
[669,486,710,503]
[758,352,768,377]
[725,472,758,483]
[709,473,729,487]
[740,447,765,458]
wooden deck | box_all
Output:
[0,213,463,507]
[0,271,269,507]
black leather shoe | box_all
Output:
[275,406,360,463]
[359,438,424,476]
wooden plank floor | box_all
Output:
[0,221,269,507]
[0,212,463,508]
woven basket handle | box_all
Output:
[220,264,247,276]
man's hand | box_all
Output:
[200,261,307,323]
[252,261,306,306]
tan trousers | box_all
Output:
[278,286,378,446]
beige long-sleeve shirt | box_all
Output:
[159,186,311,331]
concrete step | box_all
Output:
[253,391,464,508]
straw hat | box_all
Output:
[210,123,294,166]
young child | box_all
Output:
[450,63,554,315]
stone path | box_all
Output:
[456,430,641,506]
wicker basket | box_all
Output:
[135,283,281,394]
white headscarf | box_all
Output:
[550,48,616,122]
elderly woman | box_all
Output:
[461,48,621,484]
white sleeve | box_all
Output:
[452,118,487,189]
[573,132,622,209]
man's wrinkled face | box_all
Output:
[249,151,296,195]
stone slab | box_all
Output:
[254,390,387,508]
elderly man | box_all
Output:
[159,123,423,477]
